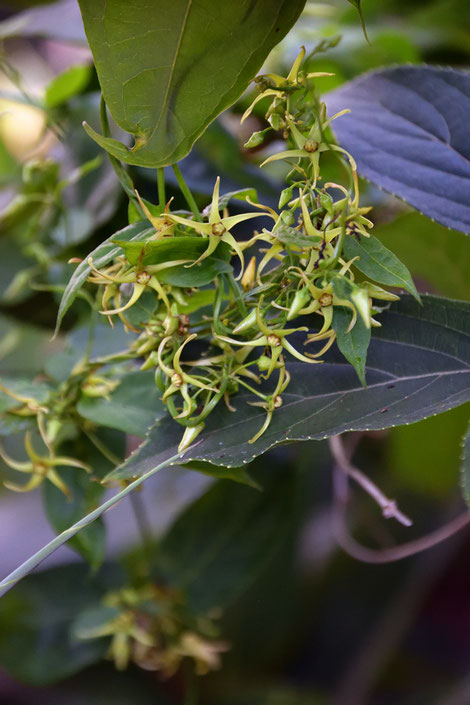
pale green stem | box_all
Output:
[0,448,191,599]
[172,164,202,221]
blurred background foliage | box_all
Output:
[0,1,469,704]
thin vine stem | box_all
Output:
[0,446,199,599]
[157,167,166,210]
[172,164,202,221]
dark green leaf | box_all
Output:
[108,295,470,478]
[344,233,420,300]
[78,0,307,166]
[55,220,153,334]
[0,564,108,685]
[159,464,297,611]
[44,64,91,108]
[77,370,165,437]
[332,305,370,387]
[114,237,233,286]
[325,67,470,234]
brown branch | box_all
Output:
[329,434,412,527]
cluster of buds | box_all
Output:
[74,584,228,677]
[80,48,403,452]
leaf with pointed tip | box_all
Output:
[107,294,470,480]
[344,233,420,300]
[332,305,370,387]
[78,0,307,167]
[325,66,470,234]
[55,221,153,334]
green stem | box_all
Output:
[99,96,142,211]
[172,164,202,221]
[157,167,166,210]
[0,448,194,599]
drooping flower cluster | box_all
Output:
[79,48,399,452]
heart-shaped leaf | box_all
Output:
[108,294,470,480]
[325,67,470,234]
[78,0,307,167]
[332,305,370,387]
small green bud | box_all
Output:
[278,186,294,210]
[287,287,310,320]
[233,308,257,334]
[276,210,295,228]
[178,423,205,453]
[244,128,270,149]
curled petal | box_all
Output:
[100,283,145,315]
[282,339,322,364]
[4,475,43,493]
[241,89,279,123]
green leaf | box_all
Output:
[158,464,297,611]
[114,237,233,286]
[108,294,470,479]
[77,370,166,437]
[461,423,470,506]
[44,64,91,108]
[344,233,420,301]
[55,220,153,334]
[332,306,370,387]
[0,565,108,685]
[77,0,307,166]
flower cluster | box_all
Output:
[80,48,401,452]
